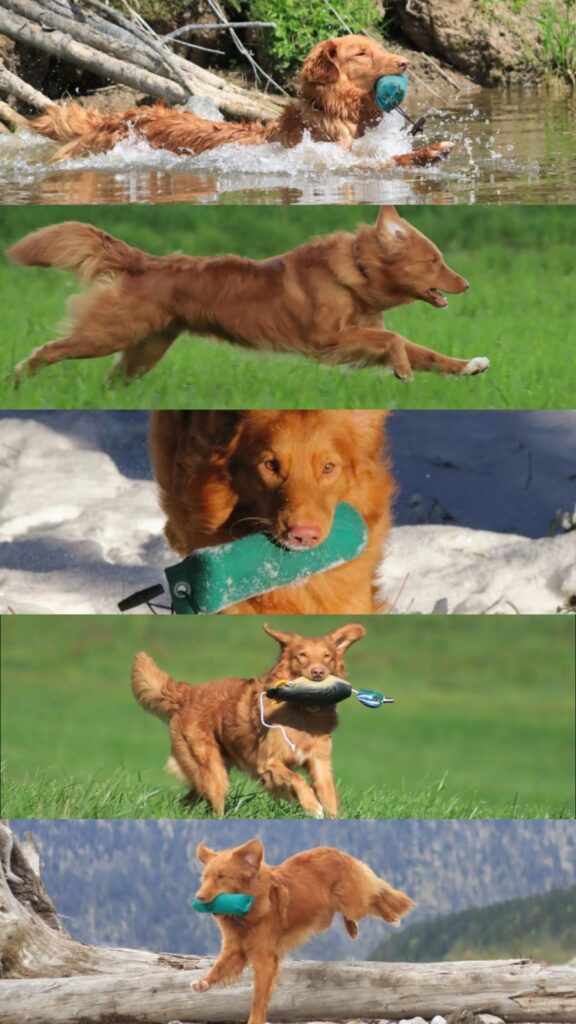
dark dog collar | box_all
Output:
[353,236,371,280]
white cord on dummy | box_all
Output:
[259,692,297,753]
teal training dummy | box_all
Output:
[374,74,408,113]
[193,893,254,916]
[165,502,368,614]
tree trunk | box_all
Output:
[1,960,576,1024]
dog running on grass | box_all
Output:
[192,838,414,1024]
[8,206,489,387]
[150,410,395,614]
[30,35,452,168]
[131,621,366,818]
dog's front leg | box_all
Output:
[307,753,339,817]
[316,326,414,380]
[402,338,490,376]
[248,952,280,1024]
[260,759,324,818]
[192,945,248,992]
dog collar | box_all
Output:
[353,237,371,280]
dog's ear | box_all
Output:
[196,841,216,864]
[329,623,366,651]
[375,206,407,243]
[262,623,297,647]
[234,838,264,872]
[182,411,242,454]
[302,39,341,86]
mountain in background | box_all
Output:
[10,819,576,961]
[372,884,576,964]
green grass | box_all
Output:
[1,616,574,819]
[2,205,575,410]
[532,1,576,83]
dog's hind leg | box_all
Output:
[106,330,179,385]
[171,724,230,816]
[12,333,129,388]
[403,339,490,376]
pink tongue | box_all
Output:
[433,291,448,308]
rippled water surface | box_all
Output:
[0,84,574,205]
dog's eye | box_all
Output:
[431,256,440,265]
[263,458,280,474]
[322,462,335,474]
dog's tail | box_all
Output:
[371,879,415,926]
[7,222,149,283]
[131,651,188,723]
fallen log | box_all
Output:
[0,0,284,120]
[0,62,51,110]
[7,0,183,84]
[1,960,576,1024]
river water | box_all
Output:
[0,84,573,205]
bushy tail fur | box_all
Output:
[371,879,415,926]
[131,651,187,723]
[7,222,149,282]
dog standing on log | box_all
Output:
[31,35,453,168]
[8,206,489,386]
[131,622,366,817]
[193,837,414,1024]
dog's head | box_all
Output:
[224,410,388,550]
[263,622,365,682]
[301,35,408,97]
[195,838,264,903]
[358,206,469,310]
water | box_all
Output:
[0,84,574,205]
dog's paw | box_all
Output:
[394,369,413,382]
[313,803,325,819]
[192,979,210,993]
[461,356,490,376]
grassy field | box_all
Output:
[1,616,573,819]
[2,205,575,410]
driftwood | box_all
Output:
[1,961,576,1024]
[0,0,284,120]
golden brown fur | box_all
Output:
[31,35,452,168]
[193,838,414,1024]
[150,410,394,614]
[8,206,489,387]
[131,622,366,817]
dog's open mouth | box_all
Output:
[422,288,448,307]
[425,288,449,308]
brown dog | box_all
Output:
[9,206,489,386]
[31,35,451,168]
[150,410,394,614]
[193,838,414,1024]
[131,622,366,817]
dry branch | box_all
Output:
[1,960,576,1024]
